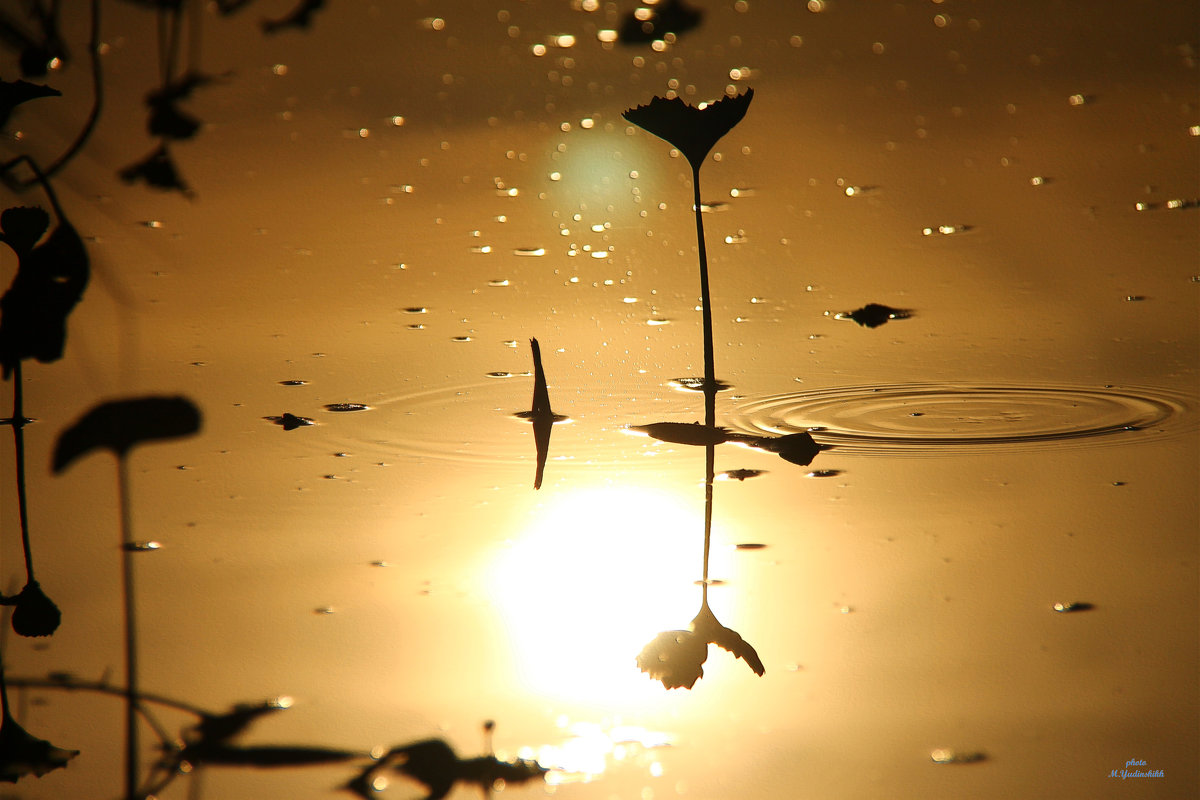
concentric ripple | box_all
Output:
[724,384,1194,456]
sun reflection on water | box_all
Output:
[488,485,733,702]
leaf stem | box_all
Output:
[692,164,717,605]
[117,455,140,800]
[11,362,35,584]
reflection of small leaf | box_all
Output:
[346,736,546,800]
[693,603,765,677]
[623,89,754,171]
[838,303,914,328]
[118,145,193,196]
[629,422,730,446]
[636,629,708,690]
[0,79,61,128]
[52,396,201,471]
[8,580,61,638]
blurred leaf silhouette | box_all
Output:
[740,431,822,466]
[52,395,202,470]
[0,580,60,638]
[836,303,914,328]
[0,200,89,379]
[0,78,60,128]
[342,737,546,800]
[637,600,764,690]
[623,89,754,172]
[630,422,823,466]
[0,706,78,783]
[118,144,193,196]
[514,338,567,490]
[263,0,327,34]
[268,412,315,430]
[619,0,703,45]
[0,2,68,77]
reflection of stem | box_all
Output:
[117,456,140,800]
[691,164,717,605]
[11,363,34,584]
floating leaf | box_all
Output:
[623,89,754,171]
[515,338,567,490]
[628,421,730,446]
[52,396,201,471]
[837,303,914,328]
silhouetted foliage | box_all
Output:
[628,421,731,446]
[740,431,822,466]
[0,1,69,78]
[342,737,546,800]
[52,396,202,470]
[838,303,914,328]
[269,412,315,430]
[0,201,89,379]
[514,338,567,490]
[263,0,327,34]
[623,89,754,172]
[637,600,764,690]
[0,78,60,128]
[1,580,60,638]
[619,0,703,45]
[719,468,766,481]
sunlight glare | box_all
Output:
[489,485,725,700]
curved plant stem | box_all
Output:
[691,164,718,605]
[10,362,35,585]
[117,455,140,800]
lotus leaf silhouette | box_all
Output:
[0,710,78,783]
[637,600,764,690]
[623,89,754,171]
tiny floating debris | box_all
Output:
[734,543,768,550]
[451,336,473,343]
[324,403,372,413]
[806,469,842,478]
[278,379,308,386]
[268,413,314,430]
[842,184,880,197]
[931,749,987,765]
[314,606,335,615]
[369,560,392,568]
[123,541,162,552]
[403,307,428,314]
[1053,601,1095,613]
[486,371,513,379]
[922,224,972,236]
[834,303,914,328]
[1124,295,1147,302]
[487,278,512,287]
[719,468,767,481]
[669,376,732,392]
[512,247,546,257]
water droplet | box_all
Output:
[931,749,987,764]
[1053,601,1094,613]
[486,372,513,379]
[724,231,748,244]
[646,318,671,326]
[488,279,512,287]
[407,324,426,330]
[922,224,972,236]
[806,469,842,478]
[470,245,493,254]
[123,541,162,552]
[451,336,473,343]
[1067,93,1091,106]
[403,307,428,314]
[512,248,545,257]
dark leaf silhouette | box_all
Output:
[3,580,61,637]
[343,737,546,800]
[738,431,822,466]
[0,5,69,78]
[0,709,78,783]
[118,144,192,196]
[191,701,286,748]
[623,89,754,171]
[838,303,914,328]
[262,0,326,34]
[0,78,60,128]
[719,468,766,481]
[619,0,703,45]
[147,98,201,140]
[269,412,314,430]
[628,421,730,446]
[637,600,764,690]
[513,338,567,490]
[52,396,202,471]
[0,203,89,379]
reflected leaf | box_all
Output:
[0,78,60,128]
[628,421,730,446]
[0,710,78,783]
[262,0,326,34]
[343,736,546,800]
[837,303,914,328]
[619,0,703,45]
[268,412,313,430]
[718,468,766,481]
[516,338,567,490]
[183,744,359,767]
[637,601,764,690]
[738,431,822,466]
[0,204,89,379]
[623,89,754,171]
[147,98,201,140]
[52,396,202,471]
[118,144,193,196]
[192,701,285,748]
[3,580,61,638]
